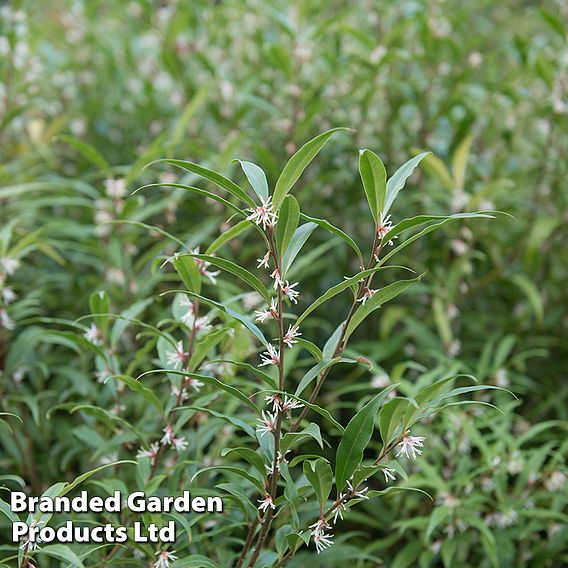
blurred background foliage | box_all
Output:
[1,0,567,566]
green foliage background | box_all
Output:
[1,0,567,566]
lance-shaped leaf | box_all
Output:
[188,328,232,371]
[89,291,110,335]
[383,152,430,217]
[111,375,165,416]
[275,195,300,256]
[300,213,363,264]
[272,128,350,208]
[221,447,267,477]
[184,253,270,302]
[359,149,387,224]
[173,255,201,295]
[149,159,256,207]
[345,277,422,339]
[234,159,269,201]
[205,220,253,255]
[282,222,317,275]
[191,465,264,492]
[335,384,398,492]
[303,459,333,511]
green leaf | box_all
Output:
[189,328,231,371]
[58,134,110,174]
[39,544,86,568]
[234,159,269,201]
[185,253,270,302]
[173,255,202,295]
[303,459,333,510]
[273,128,350,208]
[171,555,220,568]
[282,222,317,275]
[379,397,413,447]
[299,213,363,264]
[191,465,264,493]
[335,384,398,492]
[345,277,422,338]
[178,406,256,438]
[89,291,110,335]
[149,159,255,206]
[205,220,253,255]
[221,447,266,477]
[359,149,387,224]
[296,265,409,328]
[111,375,165,416]
[451,136,472,192]
[384,152,430,217]
[275,195,300,256]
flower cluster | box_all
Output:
[160,425,188,452]
[246,196,277,229]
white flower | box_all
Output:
[0,309,15,330]
[544,471,567,492]
[191,248,220,284]
[136,442,160,464]
[451,239,468,255]
[332,500,347,523]
[259,344,280,367]
[194,316,212,334]
[370,373,390,389]
[280,280,299,304]
[104,178,127,199]
[166,340,187,369]
[281,396,304,412]
[396,432,425,460]
[265,393,282,412]
[357,287,376,305]
[257,252,270,269]
[376,214,397,246]
[172,436,188,452]
[312,529,334,554]
[1,287,16,303]
[271,269,282,289]
[382,468,396,482]
[171,385,189,401]
[187,377,204,392]
[282,325,301,348]
[84,323,102,345]
[243,292,263,310]
[347,480,369,500]
[154,550,177,568]
[19,519,43,552]
[180,296,195,326]
[309,517,330,537]
[246,196,277,229]
[256,411,277,436]
[257,493,275,512]
[160,425,174,445]
[255,298,278,323]
[0,257,20,275]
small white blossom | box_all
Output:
[259,344,280,367]
[166,340,187,369]
[281,396,304,412]
[171,385,189,401]
[0,308,15,330]
[194,316,212,334]
[136,442,160,464]
[0,257,20,275]
[255,298,278,323]
[2,287,16,303]
[544,471,567,492]
[154,550,177,568]
[256,411,277,436]
[19,519,44,552]
[160,425,174,445]
[271,269,282,289]
[396,432,425,460]
[104,178,127,199]
[382,468,396,482]
[257,493,276,512]
[376,215,397,246]
[172,436,188,452]
[281,280,299,303]
[282,325,301,348]
[84,323,102,345]
[191,247,220,284]
[187,377,204,392]
[347,480,369,500]
[312,529,334,554]
[265,393,282,412]
[357,287,376,305]
[246,196,277,229]
[257,252,270,269]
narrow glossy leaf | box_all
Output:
[281,423,323,454]
[151,159,256,207]
[378,397,413,446]
[345,277,422,338]
[185,253,270,302]
[234,159,269,201]
[295,338,323,362]
[179,406,256,438]
[170,555,220,568]
[39,544,86,568]
[303,459,333,510]
[295,358,354,397]
[359,149,387,224]
[59,461,136,497]
[189,328,231,371]
[89,291,110,335]
[273,128,350,208]
[365,486,433,500]
[452,135,472,191]
[170,292,268,346]
[282,222,317,275]
[145,368,259,413]
[111,375,165,416]
[322,323,344,361]
[383,152,430,217]
[221,447,266,477]
[173,255,202,295]
[191,465,264,492]
[134,182,246,216]
[296,265,411,327]
[300,212,363,264]
[205,220,253,255]
[275,195,300,255]
[335,384,398,492]
[58,134,110,173]
[207,359,277,388]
